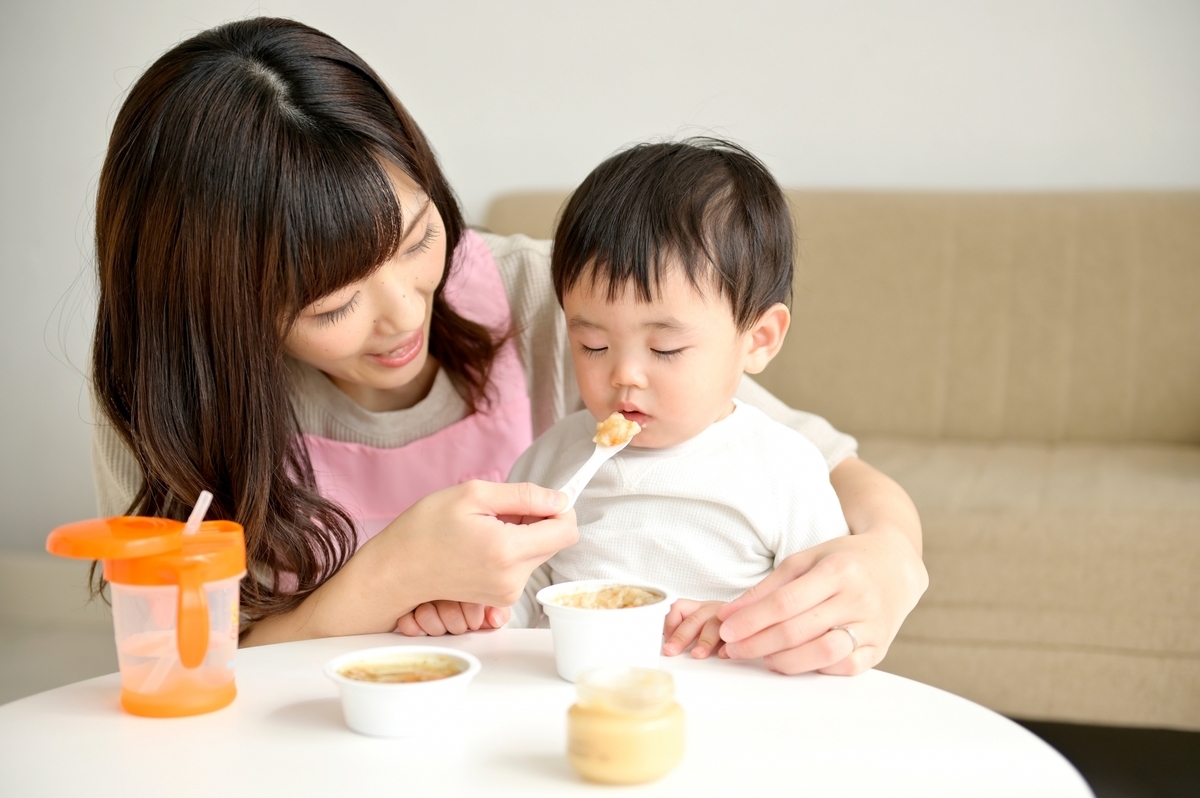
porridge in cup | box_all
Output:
[324,645,481,737]
[536,580,674,683]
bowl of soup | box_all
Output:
[324,645,481,737]
[536,580,674,683]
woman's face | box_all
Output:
[284,161,446,412]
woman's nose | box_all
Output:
[371,272,424,333]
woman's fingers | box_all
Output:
[717,547,820,621]
[466,480,568,520]
[722,593,851,661]
[719,553,845,647]
[761,627,864,676]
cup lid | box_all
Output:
[105,521,246,587]
[46,516,184,561]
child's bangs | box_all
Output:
[282,139,404,312]
[568,188,723,306]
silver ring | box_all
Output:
[832,625,858,652]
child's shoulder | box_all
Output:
[721,401,830,474]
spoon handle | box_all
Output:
[560,441,627,511]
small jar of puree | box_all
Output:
[567,667,685,784]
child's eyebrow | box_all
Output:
[566,316,694,334]
[567,316,603,332]
[642,319,692,333]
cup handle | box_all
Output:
[176,565,210,669]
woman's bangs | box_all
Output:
[283,139,403,311]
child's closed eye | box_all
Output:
[651,348,685,360]
[579,344,607,357]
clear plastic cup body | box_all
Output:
[110,573,243,716]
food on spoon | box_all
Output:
[593,413,642,447]
[338,653,466,683]
[554,585,664,609]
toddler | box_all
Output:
[399,138,848,656]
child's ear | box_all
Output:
[743,303,791,374]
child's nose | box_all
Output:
[611,357,648,389]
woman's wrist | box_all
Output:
[240,536,426,647]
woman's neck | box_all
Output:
[325,356,441,412]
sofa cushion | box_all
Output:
[759,192,1200,445]
[862,436,1200,729]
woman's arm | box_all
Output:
[716,456,927,675]
[241,480,576,646]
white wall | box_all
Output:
[2,0,1198,550]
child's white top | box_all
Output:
[508,400,850,627]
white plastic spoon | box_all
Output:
[559,416,641,512]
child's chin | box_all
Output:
[628,431,677,450]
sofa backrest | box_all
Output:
[483,191,1200,444]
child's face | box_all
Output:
[564,265,758,449]
[283,160,446,412]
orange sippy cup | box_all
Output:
[46,516,246,717]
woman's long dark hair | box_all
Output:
[92,18,503,625]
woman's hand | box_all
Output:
[716,457,927,675]
[242,480,575,646]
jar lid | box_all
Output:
[46,516,184,561]
[575,667,675,713]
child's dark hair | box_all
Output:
[551,138,793,331]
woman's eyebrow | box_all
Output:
[399,199,431,242]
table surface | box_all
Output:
[0,629,1091,797]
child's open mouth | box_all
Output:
[616,410,649,427]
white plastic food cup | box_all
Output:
[537,580,675,683]
[324,645,481,738]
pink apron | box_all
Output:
[301,231,533,547]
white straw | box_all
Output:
[182,490,213,536]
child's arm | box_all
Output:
[395,602,511,636]
[662,599,726,659]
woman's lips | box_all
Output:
[366,330,424,369]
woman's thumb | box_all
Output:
[472,480,568,519]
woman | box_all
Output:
[91,17,925,674]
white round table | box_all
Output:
[0,629,1091,797]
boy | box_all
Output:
[399,139,848,657]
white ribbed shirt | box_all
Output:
[508,400,850,628]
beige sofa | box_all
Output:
[484,190,1200,731]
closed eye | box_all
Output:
[579,344,607,357]
[405,222,440,256]
[316,293,360,326]
[652,348,685,360]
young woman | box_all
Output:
[91,17,925,673]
